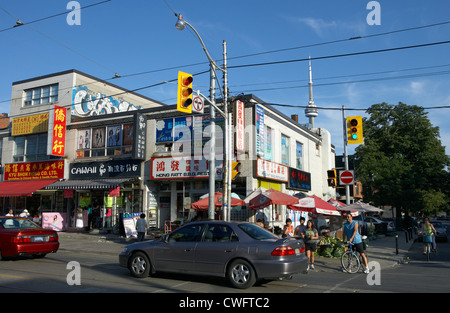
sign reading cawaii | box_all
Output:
[72,85,141,117]
[70,160,141,179]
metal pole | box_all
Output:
[342,105,350,205]
[208,64,216,220]
[223,40,232,222]
[222,40,229,221]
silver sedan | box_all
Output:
[119,221,308,289]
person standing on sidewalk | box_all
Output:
[344,212,370,274]
[136,214,147,241]
[304,220,319,271]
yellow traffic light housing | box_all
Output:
[327,170,337,187]
[177,71,193,113]
[346,116,363,144]
[231,161,240,180]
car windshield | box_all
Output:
[238,223,279,240]
[0,217,41,230]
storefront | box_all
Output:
[45,159,143,230]
[0,160,65,217]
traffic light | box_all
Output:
[231,161,240,180]
[327,170,337,187]
[177,71,193,113]
[346,116,363,144]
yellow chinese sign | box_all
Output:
[12,113,49,136]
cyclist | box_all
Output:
[344,212,369,274]
[421,217,437,254]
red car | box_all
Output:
[0,216,59,260]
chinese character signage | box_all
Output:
[234,100,245,152]
[47,105,67,156]
[255,105,265,158]
[133,112,147,160]
[12,113,49,136]
[3,160,64,181]
[69,160,141,179]
[151,156,223,180]
[288,167,311,191]
[256,158,288,182]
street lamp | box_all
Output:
[175,14,230,221]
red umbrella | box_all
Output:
[288,195,342,216]
[249,188,299,210]
[191,192,245,210]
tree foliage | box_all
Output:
[355,102,449,214]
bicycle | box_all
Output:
[340,241,363,274]
[423,234,433,262]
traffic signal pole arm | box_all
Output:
[194,90,226,118]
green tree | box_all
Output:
[355,102,449,215]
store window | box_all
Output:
[77,124,133,158]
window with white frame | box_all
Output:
[281,134,290,166]
[24,84,58,106]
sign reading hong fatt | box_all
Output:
[151,156,223,180]
[3,160,64,181]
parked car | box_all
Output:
[365,216,396,233]
[353,215,395,234]
[0,216,59,260]
[119,221,308,289]
[418,221,448,242]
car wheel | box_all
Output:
[128,252,151,278]
[227,259,256,289]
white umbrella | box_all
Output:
[243,187,268,204]
[336,201,383,213]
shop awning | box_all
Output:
[44,178,131,190]
[0,179,58,197]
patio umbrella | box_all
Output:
[191,192,245,210]
[336,201,383,213]
[243,186,267,204]
[249,188,300,210]
[328,198,358,216]
[288,195,342,216]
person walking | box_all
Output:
[304,220,319,271]
[136,213,147,241]
[344,212,369,273]
[294,216,307,237]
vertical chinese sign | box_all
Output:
[47,105,67,157]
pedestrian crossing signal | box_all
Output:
[327,170,337,187]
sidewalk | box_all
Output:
[57,229,417,272]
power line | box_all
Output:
[0,0,113,33]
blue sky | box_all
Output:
[1,0,450,157]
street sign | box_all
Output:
[339,170,354,185]
[192,96,204,114]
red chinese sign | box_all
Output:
[48,106,67,156]
[4,160,64,181]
